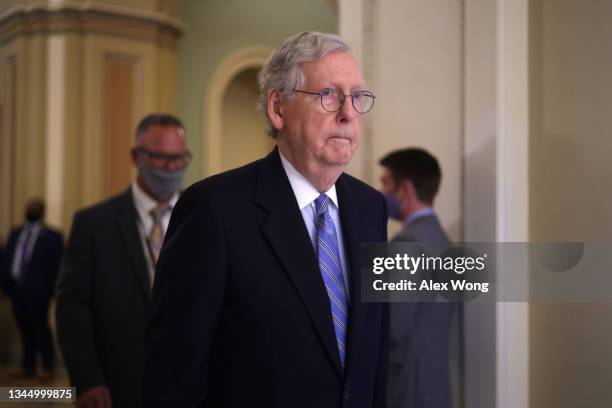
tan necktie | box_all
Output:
[148,204,167,286]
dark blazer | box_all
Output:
[144,148,389,408]
[55,189,152,407]
[388,214,457,408]
[1,224,63,297]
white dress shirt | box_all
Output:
[279,151,350,299]
[131,181,179,282]
[11,222,42,279]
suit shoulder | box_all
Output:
[391,230,417,243]
[340,172,385,202]
[180,160,260,206]
[5,228,21,246]
[71,190,130,223]
[394,216,450,243]
[43,226,63,239]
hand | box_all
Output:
[77,385,112,408]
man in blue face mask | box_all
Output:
[56,113,190,408]
[131,118,190,203]
[379,148,457,408]
[379,148,446,242]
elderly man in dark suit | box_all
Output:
[145,31,389,408]
[55,113,191,408]
[1,198,63,380]
[380,148,458,408]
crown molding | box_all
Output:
[0,1,184,47]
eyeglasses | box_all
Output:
[294,87,376,114]
[136,148,192,168]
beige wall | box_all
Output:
[530,0,612,406]
[220,68,273,171]
[361,0,464,241]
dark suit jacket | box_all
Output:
[388,213,457,408]
[55,189,152,407]
[1,224,63,298]
[144,149,389,408]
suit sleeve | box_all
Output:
[373,192,390,408]
[144,186,228,407]
[55,212,106,393]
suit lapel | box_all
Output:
[336,175,366,377]
[256,149,344,376]
[27,228,45,265]
[115,189,151,301]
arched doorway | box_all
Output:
[220,68,274,171]
[203,47,273,176]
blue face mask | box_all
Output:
[385,193,402,221]
[138,162,185,201]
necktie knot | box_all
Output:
[314,194,331,217]
[150,204,168,222]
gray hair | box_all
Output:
[257,31,351,138]
[134,113,185,145]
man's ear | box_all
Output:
[130,147,139,166]
[267,89,285,131]
[399,179,416,201]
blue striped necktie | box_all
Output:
[314,194,349,367]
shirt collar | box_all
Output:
[279,151,339,210]
[131,180,179,218]
[404,207,435,227]
[23,221,42,232]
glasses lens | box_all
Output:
[320,88,341,112]
[352,91,375,114]
[169,153,192,168]
[139,149,191,168]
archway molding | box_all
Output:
[203,46,272,176]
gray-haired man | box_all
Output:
[144,32,389,407]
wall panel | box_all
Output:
[105,55,137,197]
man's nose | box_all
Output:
[336,96,357,123]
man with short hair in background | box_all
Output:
[380,147,457,408]
[145,32,389,407]
[0,198,63,381]
[56,113,191,408]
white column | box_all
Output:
[496,0,529,407]
[45,34,65,227]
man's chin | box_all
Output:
[322,151,354,167]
